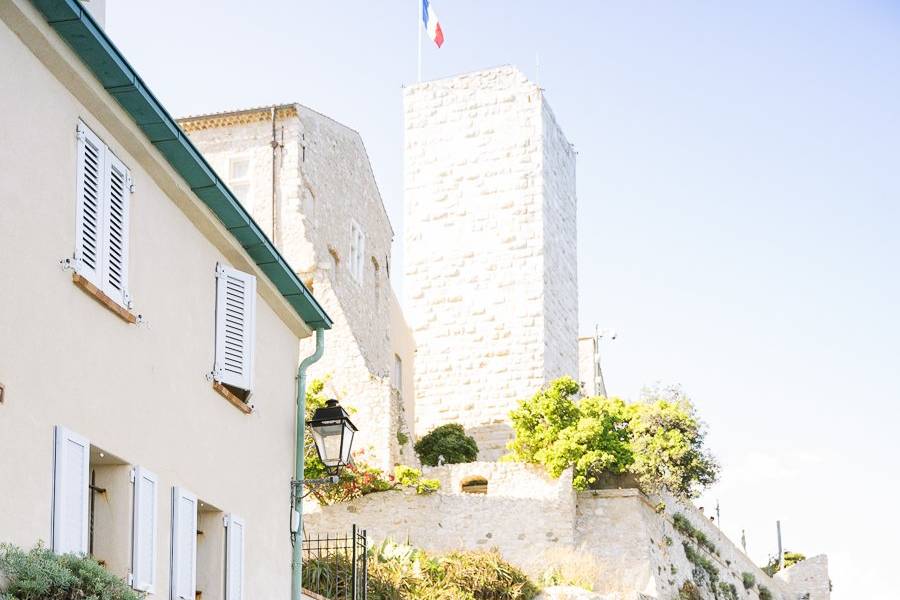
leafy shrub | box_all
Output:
[678,580,702,600]
[672,514,718,556]
[414,424,479,467]
[718,581,738,600]
[308,540,538,600]
[394,466,440,495]
[682,542,719,592]
[758,584,774,600]
[535,546,599,591]
[762,550,806,576]
[0,543,141,600]
[309,461,397,505]
[742,572,756,589]
[506,377,719,498]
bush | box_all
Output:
[682,542,718,592]
[762,551,806,576]
[506,377,719,498]
[0,543,141,600]
[718,581,738,600]
[741,571,756,589]
[672,514,718,556]
[758,584,774,600]
[678,580,702,600]
[536,546,599,591]
[414,424,478,467]
[308,540,538,600]
[394,466,440,495]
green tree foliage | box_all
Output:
[414,424,479,467]
[762,551,806,576]
[507,377,719,498]
[627,394,719,496]
[0,543,142,600]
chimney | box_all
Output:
[79,0,106,28]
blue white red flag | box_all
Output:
[422,0,444,48]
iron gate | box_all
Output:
[302,525,368,600]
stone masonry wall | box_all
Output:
[404,66,579,460]
[541,102,579,381]
[577,489,829,600]
[304,464,577,577]
[182,106,402,470]
[304,463,830,600]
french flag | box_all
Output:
[422,0,444,48]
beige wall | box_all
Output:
[0,3,305,598]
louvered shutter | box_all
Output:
[214,265,257,391]
[170,487,197,600]
[75,121,104,287]
[131,467,158,592]
[225,514,246,600]
[102,151,131,308]
[52,426,90,555]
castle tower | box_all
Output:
[404,66,578,459]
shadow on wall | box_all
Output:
[464,422,514,462]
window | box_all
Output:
[52,426,90,555]
[461,476,489,495]
[171,493,245,600]
[170,487,198,600]
[52,426,156,591]
[74,120,133,310]
[228,156,251,204]
[349,221,365,283]
[213,264,257,397]
[131,466,159,593]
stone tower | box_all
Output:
[404,66,578,460]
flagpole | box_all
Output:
[417,0,422,82]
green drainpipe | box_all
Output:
[292,328,325,600]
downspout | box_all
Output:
[292,327,325,600]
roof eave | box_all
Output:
[28,0,332,331]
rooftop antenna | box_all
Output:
[777,520,784,571]
[593,325,617,398]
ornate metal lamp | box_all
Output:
[307,399,357,475]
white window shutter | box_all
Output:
[75,121,104,287]
[225,514,246,600]
[102,151,131,308]
[52,425,90,555]
[131,466,158,593]
[170,487,197,600]
[214,264,257,392]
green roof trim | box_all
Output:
[29,0,331,330]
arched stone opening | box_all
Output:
[460,476,488,495]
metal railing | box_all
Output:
[302,525,367,600]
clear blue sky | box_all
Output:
[108,2,899,596]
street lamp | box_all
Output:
[307,399,357,475]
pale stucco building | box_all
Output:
[178,106,417,472]
[0,1,332,598]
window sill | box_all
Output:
[212,381,253,414]
[72,273,137,324]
